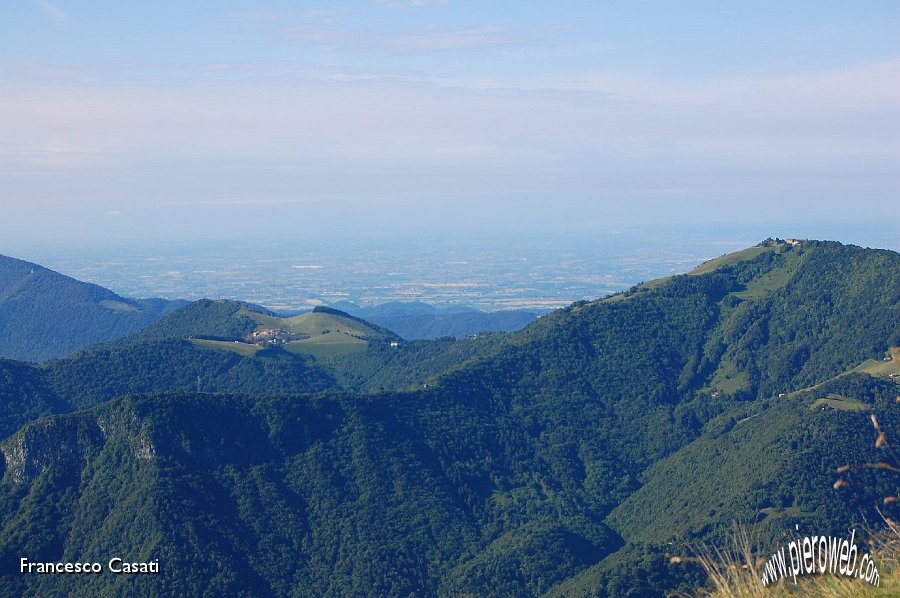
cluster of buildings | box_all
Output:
[249,328,298,346]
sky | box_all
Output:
[1,1,899,249]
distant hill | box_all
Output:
[126,300,397,359]
[0,300,492,433]
[0,300,395,437]
[328,300,543,340]
[0,254,185,361]
[0,240,897,597]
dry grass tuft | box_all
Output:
[674,524,899,597]
[676,405,900,597]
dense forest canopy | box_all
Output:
[0,240,897,596]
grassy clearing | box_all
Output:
[711,359,750,395]
[769,349,900,401]
[733,266,794,300]
[241,308,379,338]
[600,292,629,304]
[756,506,804,519]
[184,308,387,360]
[191,338,263,357]
[811,395,868,412]
[601,276,676,304]
[639,276,674,289]
[689,247,772,277]
[853,349,900,379]
[283,332,368,358]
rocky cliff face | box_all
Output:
[0,402,162,486]
[1,416,104,484]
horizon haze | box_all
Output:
[1,1,898,249]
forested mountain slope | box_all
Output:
[0,300,499,437]
[0,254,184,361]
[0,240,897,597]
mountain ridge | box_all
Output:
[0,254,186,361]
[327,300,544,340]
[0,239,897,596]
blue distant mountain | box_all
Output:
[0,254,186,361]
[328,300,544,339]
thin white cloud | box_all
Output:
[34,0,68,23]
[386,26,510,52]
[224,9,526,54]
[284,24,514,53]
[225,11,285,22]
[1,58,897,209]
[375,0,446,9]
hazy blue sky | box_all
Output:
[2,1,898,248]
